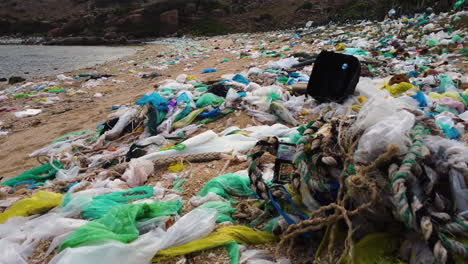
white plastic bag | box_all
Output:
[105,108,137,140]
[122,159,154,187]
[245,108,278,124]
[267,57,299,70]
[49,208,217,264]
[225,88,240,107]
[14,109,42,118]
[354,111,415,164]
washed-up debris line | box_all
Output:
[0,6,467,264]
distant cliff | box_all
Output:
[0,0,461,40]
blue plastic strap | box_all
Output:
[268,185,309,225]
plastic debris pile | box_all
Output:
[0,7,467,264]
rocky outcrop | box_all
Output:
[0,0,461,39]
[159,10,179,36]
[43,36,130,46]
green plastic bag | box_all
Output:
[439,74,456,93]
[53,130,89,143]
[196,93,224,108]
[79,186,154,219]
[60,200,182,251]
[344,48,368,56]
[454,0,466,10]
[199,201,235,223]
[427,39,438,47]
[1,161,63,187]
[262,217,280,233]
[199,173,253,202]
[172,108,205,129]
[197,109,234,125]
[451,35,462,43]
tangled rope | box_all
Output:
[247,115,467,264]
[389,125,468,263]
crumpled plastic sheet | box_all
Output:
[122,159,154,187]
[139,124,297,160]
[49,208,217,264]
[0,213,88,263]
[354,110,415,164]
[105,107,138,140]
[267,57,299,70]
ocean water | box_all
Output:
[0,45,139,80]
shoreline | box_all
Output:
[0,36,275,179]
[0,44,145,81]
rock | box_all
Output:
[47,27,64,38]
[184,3,197,14]
[43,36,128,46]
[104,30,118,40]
[8,76,26,84]
[212,9,226,17]
[126,14,144,24]
[159,9,178,36]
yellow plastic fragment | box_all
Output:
[357,96,367,104]
[429,92,462,101]
[168,161,184,172]
[0,191,63,224]
[335,43,346,51]
[42,86,61,92]
[381,82,417,97]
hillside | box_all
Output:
[0,0,460,39]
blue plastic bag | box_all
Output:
[136,93,168,111]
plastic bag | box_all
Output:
[352,97,406,132]
[80,186,154,219]
[122,159,154,187]
[270,102,300,126]
[232,74,250,85]
[0,239,28,264]
[343,48,368,56]
[172,108,205,129]
[199,173,253,202]
[135,92,168,111]
[0,212,88,262]
[14,109,42,118]
[0,191,62,224]
[60,200,182,250]
[245,108,278,124]
[153,226,276,262]
[104,108,138,140]
[136,216,169,235]
[198,201,235,223]
[196,93,225,108]
[189,192,228,207]
[1,161,62,187]
[282,95,306,114]
[226,88,240,107]
[354,110,415,164]
[50,208,216,264]
[267,57,299,70]
[438,75,457,93]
